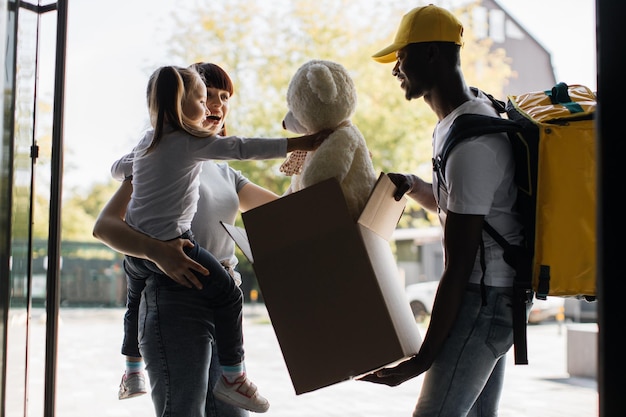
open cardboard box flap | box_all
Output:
[357,172,407,240]
[223,173,421,394]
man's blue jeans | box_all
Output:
[413,284,515,417]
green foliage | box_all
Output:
[60,180,121,242]
[57,0,514,236]
[169,1,509,228]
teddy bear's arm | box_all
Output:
[301,130,358,188]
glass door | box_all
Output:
[1,1,65,415]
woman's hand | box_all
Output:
[93,179,209,289]
[147,238,209,289]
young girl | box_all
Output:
[114,65,327,413]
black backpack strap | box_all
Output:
[433,114,522,183]
[483,221,533,365]
[470,86,507,114]
[433,111,530,365]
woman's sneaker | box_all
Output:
[118,371,147,400]
[213,374,269,413]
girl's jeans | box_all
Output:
[121,236,244,366]
[413,284,516,417]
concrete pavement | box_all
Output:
[12,307,597,416]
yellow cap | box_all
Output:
[372,4,464,64]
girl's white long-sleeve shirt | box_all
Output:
[111,127,287,240]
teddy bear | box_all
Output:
[279,59,378,220]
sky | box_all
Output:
[496,0,596,89]
[52,0,597,191]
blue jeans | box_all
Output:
[413,284,515,417]
[121,258,148,358]
[138,273,248,417]
[122,236,245,366]
[122,237,248,417]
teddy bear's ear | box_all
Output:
[306,63,338,104]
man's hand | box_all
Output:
[149,238,209,289]
[356,356,427,387]
[387,172,413,201]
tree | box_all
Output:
[162,2,415,189]
[158,0,512,227]
[55,0,514,237]
[60,180,121,241]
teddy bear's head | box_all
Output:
[283,59,357,134]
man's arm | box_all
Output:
[387,173,438,212]
[415,212,484,364]
[92,179,207,289]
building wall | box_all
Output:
[393,228,444,286]
[481,0,557,95]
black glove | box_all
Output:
[387,173,411,201]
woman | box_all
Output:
[93,62,279,417]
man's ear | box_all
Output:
[426,42,440,63]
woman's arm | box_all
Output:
[92,179,208,289]
[238,182,279,212]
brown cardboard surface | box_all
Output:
[235,173,421,394]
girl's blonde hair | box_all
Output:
[145,66,213,153]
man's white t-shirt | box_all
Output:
[432,92,523,287]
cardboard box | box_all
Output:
[224,173,422,394]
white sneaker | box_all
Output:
[118,372,147,400]
[213,374,269,413]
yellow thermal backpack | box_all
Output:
[434,82,597,364]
